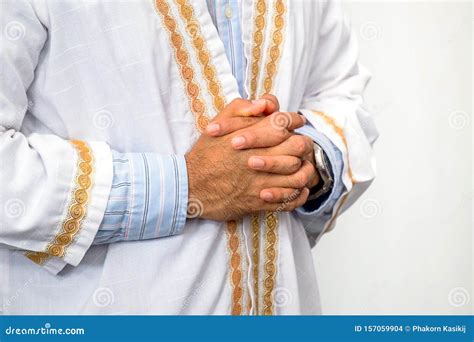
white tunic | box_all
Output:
[0,0,378,315]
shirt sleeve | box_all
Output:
[294,123,346,237]
[296,0,378,245]
[94,151,188,244]
[0,2,188,275]
[0,2,114,272]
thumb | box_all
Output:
[205,98,268,136]
[234,98,268,117]
[215,98,268,119]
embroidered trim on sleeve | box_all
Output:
[26,140,94,265]
[311,110,356,184]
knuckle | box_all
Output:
[290,112,301,122]
[305,161,315,174]
[231,98,245,106]
[282,190,293,201]
[272,190,282,201]
[304,136,314,151]
[301,135,313,147]
[269,112,279,121]
[291,158,301,170]
[269,112,291,130]
[292,136,307,155]
[292,173,307,188]
[299,114,308,126]
[263,93,279,104]
[242,116,257,125]
[244,132,256,145]
[276,127,289,139]
[265,157,275,170]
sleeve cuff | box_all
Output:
[63,141,113,266]
[24,140,113,272]
[42,257,68,275]
[154,154,188,237]
[295,123,345,216]
[105,153,188,242]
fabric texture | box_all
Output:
[0,0,377,315]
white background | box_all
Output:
[313,0,473,314]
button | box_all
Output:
[224,5,233,19]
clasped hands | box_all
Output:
[185,95,320,222]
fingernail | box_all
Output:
[231,136,246,148]
[261,191,274,201]
[206,123,220,135]
[248,156,265,169]
[251,99,267,106]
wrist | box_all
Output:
[184,153,202,218]
[307,143,334,201]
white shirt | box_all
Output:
[0,0,377,315]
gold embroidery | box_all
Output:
[326,192,350,231]
[247,0,268,315]
[311,110,356,183]
[154,0,210,132]
[155,0,246,316]
[172,0,245,314]
[24,251,49,265]
[226,220,244,315]
[249,0,267,99]
[26,140,93,264]
[263,0,286,94]
[259,0,286,315]
[251,213,260,314]
[174,0,225,113]
[262,211,278,315]
[246,0,286,315]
